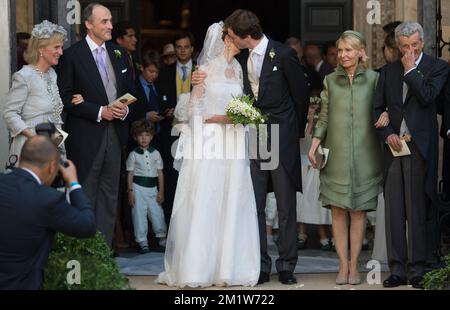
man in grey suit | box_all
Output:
[57,3,135,246]
[374,22,449,289]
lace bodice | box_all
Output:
[189,55,243,118]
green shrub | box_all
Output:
[42,232,131,290]
[423,255,450,290]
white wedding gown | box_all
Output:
[157,55,260,288]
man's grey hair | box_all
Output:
[83,2,102,23]
[395,21,424,43]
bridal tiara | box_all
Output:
[31,20,67,40]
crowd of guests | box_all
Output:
[1,2,450,290]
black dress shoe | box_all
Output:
[257,272,270,284]
[383,275,407,288]
[409,276,424,289]
[278,271,297,285]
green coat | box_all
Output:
[313,66,383,211]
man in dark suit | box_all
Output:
[304,44,335,81]
[57,3,135,247]
[112,21,140,81]
[224,9,309,285]
[0,136,96,290]
[374,22,449,289]
[156,32,195,225]
[439,74,450,202]
[285,37,323,96]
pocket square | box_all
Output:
[121,68,128,73]
[273,66,278,72]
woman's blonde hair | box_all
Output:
[336,31,369,68]
[24,32,65,65]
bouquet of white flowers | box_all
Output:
[309,96,322,121]
[225,95,267,126]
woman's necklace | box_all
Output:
[31,65,63,123]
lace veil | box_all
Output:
[174,22,225,122]
[174,22,242,170]
[196,22,225,67]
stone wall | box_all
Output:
[353,0,418,69]
[15,0,33,33]
[0,1,11,172]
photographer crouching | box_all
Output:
[0,136,96,290]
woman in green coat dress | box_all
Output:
[308,31,389,285]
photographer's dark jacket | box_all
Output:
[0,169,96,290]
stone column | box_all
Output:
[418,0,438,56]
[0,0,12,171]
[51,0,77,46]
[395,0,417,21]
[353,0,396,68]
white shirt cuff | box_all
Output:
[69,184,82,193]
[447,129,450,137]
[404,67,417,76]
[121,106,129,121]
[97,106,103,123]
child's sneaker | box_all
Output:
[297,234,307,250]
[158,237,167,248]
[320,238,333,251]
[139,245,150,254]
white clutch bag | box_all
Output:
[316,146,329,169]
[54,127,68,147]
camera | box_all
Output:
[35,123,68,188]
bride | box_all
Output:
[156,22,260,288]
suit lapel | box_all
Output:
[170,65,177,107]
[79,40,108,102]
[394,61,405,106]
[257,40,275,102]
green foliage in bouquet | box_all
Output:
[226,95,267,126]
[423,255,450,290]
[42,232,131,290]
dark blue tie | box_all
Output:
[147,83,160,133]
[147,83,157,105]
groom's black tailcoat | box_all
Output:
[237,40,309,191]
[236,39,309,273]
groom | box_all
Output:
[225,10,309,285]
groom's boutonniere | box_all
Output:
[269,48,276,62]
[114,49,122,58]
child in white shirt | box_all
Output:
[127,120,166,254]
